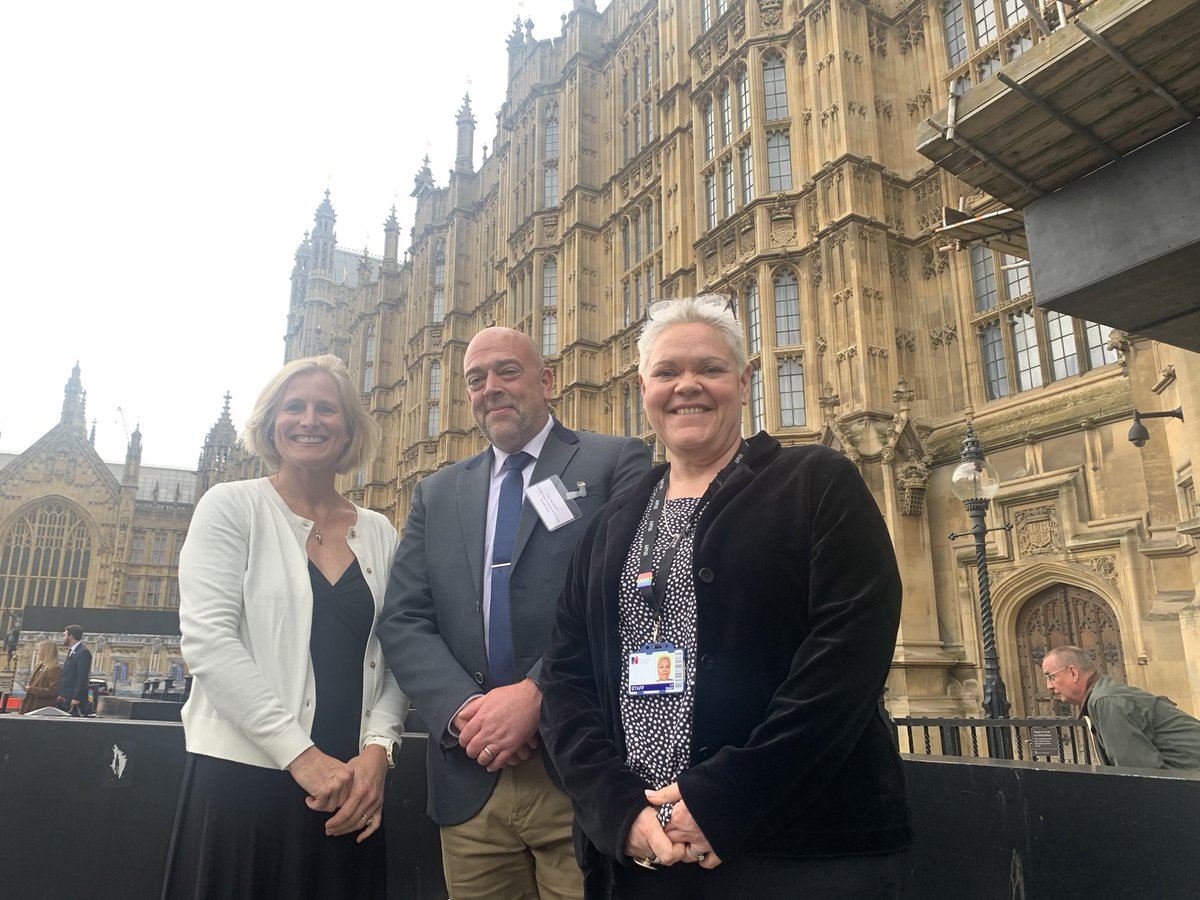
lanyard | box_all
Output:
[635,441,748,628]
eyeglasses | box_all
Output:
[1044,666,1069,683]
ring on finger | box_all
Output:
[482,746,496,759]
[634,852,658,870]
[361,815,373,827]
[686,844,706,861]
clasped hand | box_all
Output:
[287,744,388,843]
[624,783,723,869]
[454,678,541,773]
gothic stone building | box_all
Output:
[0,366,249,698]
[283,0,1200,723]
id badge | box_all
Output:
[628,643,686,695]
[526,475,584,532]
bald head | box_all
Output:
[464,327,553,452]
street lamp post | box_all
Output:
[949,424,1014,759]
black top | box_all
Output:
[540,432,911,871]
[309,558,373,763]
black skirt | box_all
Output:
[162,753,385,900]
[165,560,383,898]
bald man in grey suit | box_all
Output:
[378,327,651,899]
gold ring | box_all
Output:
[361,815,373,827]
[482,746,496,759]
[634,853,658,870]
[687,845,706,861]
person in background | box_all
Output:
[540,296,912,899]
[165,355,407,899]
[378,327,651,900]
[20,639,62,714]
[1043,645,1200,770]
[56,625,92,715]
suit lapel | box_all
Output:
[512,421,579,566]
[459,450,493,603]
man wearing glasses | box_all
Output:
[1042,645,1200,770]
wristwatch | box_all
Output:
[364,736,398,768]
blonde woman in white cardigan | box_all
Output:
[166,355,407,900]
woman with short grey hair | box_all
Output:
[542,296,911,898]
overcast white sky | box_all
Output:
[1,0,599,469]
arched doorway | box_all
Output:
[1014,584,1125,716]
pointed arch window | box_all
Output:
[944,0,969,67]
[542,312,558,357]
[745,280,761,355]
[980,321,1009,400]
[736,67,751,132]
[749,367,764,432]
[718,84,732,147]
[544,103,559,158]
[151,533,167,565]
[702,100,715,160]
[433,248,446,323]
[773,270,801,345]
[542,257,558,356]
[778,358,806,426]
[971,245,998,311]
[542,257,558,307]
[363,325,376,392]
[766,131,792,191]
[721,161,734,218]
[1,501,93,612]
[704,173,717,230]
[427,361,442,437]
[544,102,560,207]
[762,53,789,120]
[739,143,755,204]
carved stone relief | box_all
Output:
[758,0,785,28]
[1014,506,1062,557]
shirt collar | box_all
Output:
[491,416,555,478]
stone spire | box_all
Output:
[383,206,400,264]
[195,393,240,500]
[60,363,87,432]
[411,155,435,199]
[455,93,476,173]
[123,423,142,486]
[310,189,337,275]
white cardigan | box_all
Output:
[179,477,408,770]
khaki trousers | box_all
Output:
[439,749,583,900]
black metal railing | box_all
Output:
[893,716,1094,764]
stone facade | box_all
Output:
[283,1,1200,719]
[0,366,245,698]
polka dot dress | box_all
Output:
[619,479,703,826]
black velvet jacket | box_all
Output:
[540,433,911,881]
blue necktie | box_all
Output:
[488,451,532,686]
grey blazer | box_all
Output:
[378,419,651,825]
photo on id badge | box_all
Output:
[628,645,685,695]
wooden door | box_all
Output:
[1015,584,1125,716]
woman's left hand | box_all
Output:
[324,744,388,842]
[645,784,724,870]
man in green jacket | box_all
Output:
[1042,645,1200,770]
